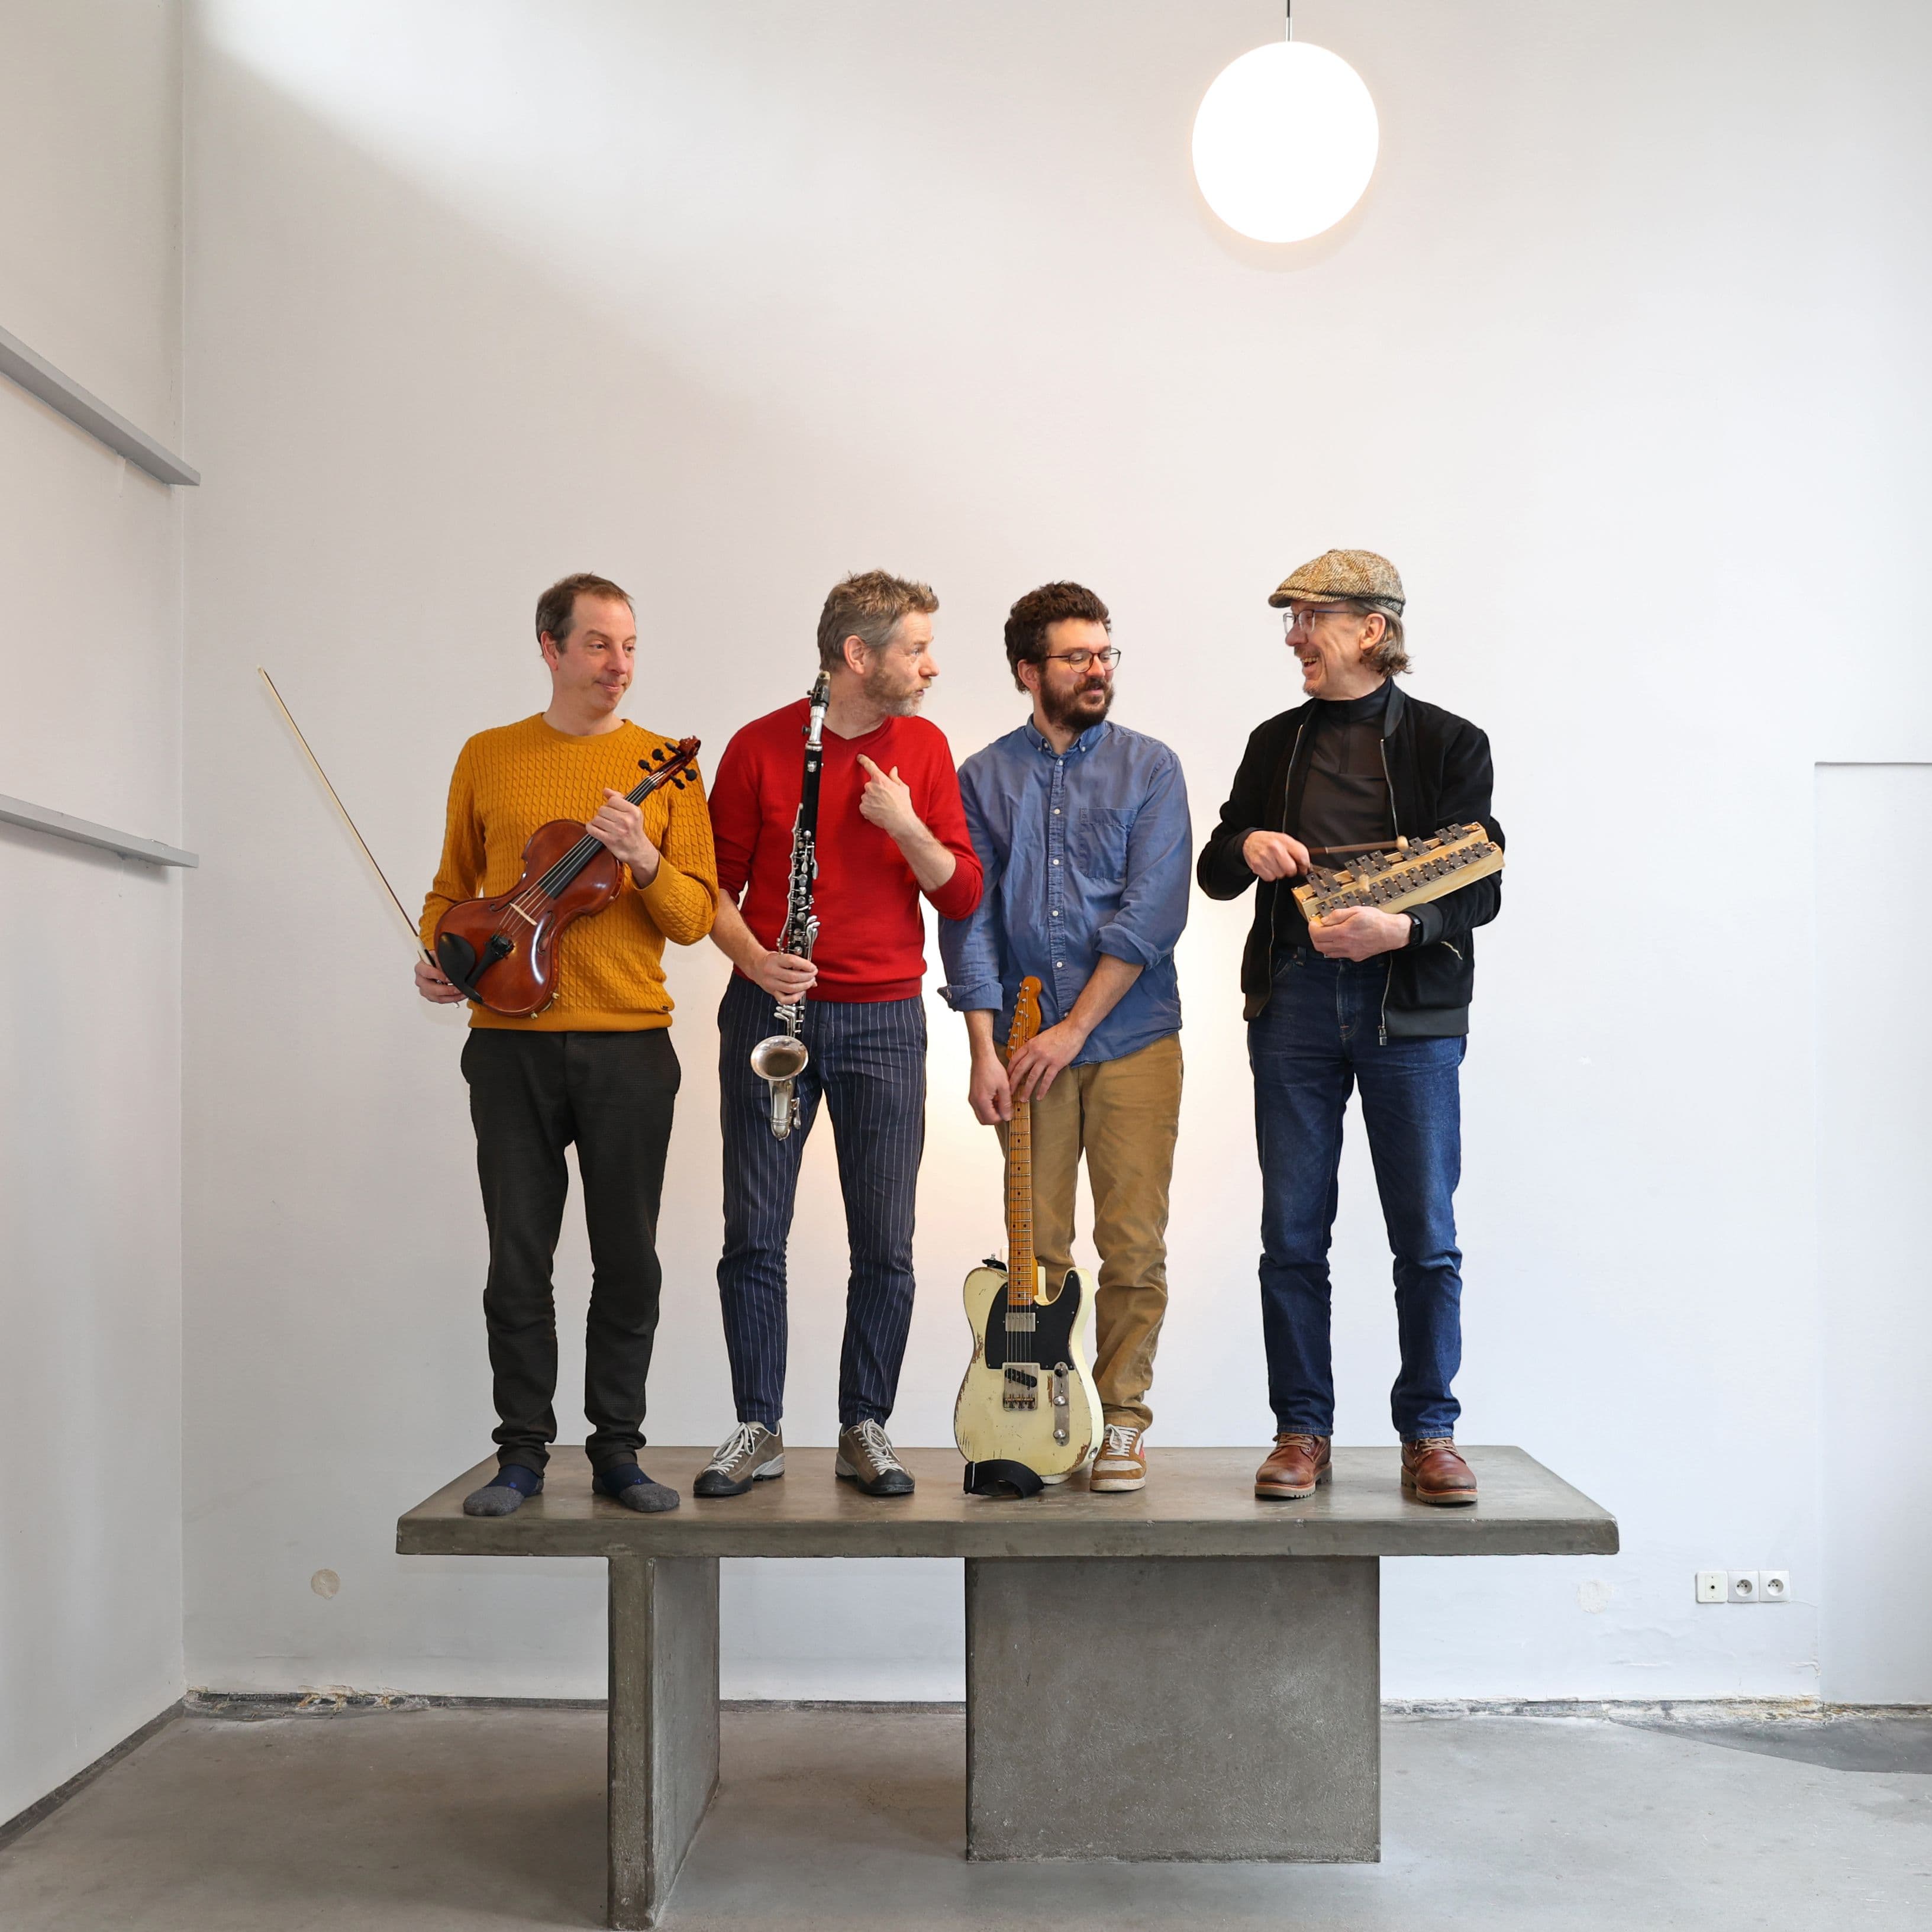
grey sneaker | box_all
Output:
[693,1421,785,1498]
[836,1420,914,1497]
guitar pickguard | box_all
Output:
[981,1267,1085,1371]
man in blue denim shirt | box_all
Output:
[940,583,1191,1492]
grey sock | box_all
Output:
[609,1477,680,1514]
[463,1471,539,1517]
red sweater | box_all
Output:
[710,701,982,1002]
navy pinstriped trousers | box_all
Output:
[716,972,927,1429]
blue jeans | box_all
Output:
[716,973,927,1430]
[1247,951,1465,1440]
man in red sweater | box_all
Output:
[698,570,982,1498]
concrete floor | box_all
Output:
[0,1705,1926,1930]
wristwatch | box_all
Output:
[1405,912,1425,947]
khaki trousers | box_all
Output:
[1003,1032,1182,1430]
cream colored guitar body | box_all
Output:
[954,1260,1101,1482]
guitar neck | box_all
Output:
[1005,1096,1036,1305]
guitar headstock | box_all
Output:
[1007,975,1043,1056]
[639,736,702,792]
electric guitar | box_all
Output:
[953,976,1101,1483]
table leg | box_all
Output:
[607,1553,720,1928]
[966,1554,1379,1861]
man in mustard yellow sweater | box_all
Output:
[417,572,718,1517]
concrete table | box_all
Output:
[398,1445,1615,1927]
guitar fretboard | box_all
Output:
[1004,1094,1036,1310]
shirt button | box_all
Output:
[1050,909,1059,917]
[1055,961,1063,968]
[1053,808,1060,815]
[1051,858,1059,865]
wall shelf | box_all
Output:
[0,324,200,487]
[0,793,198,867]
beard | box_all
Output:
[862,660,926,717]
[1041,677,1113,732]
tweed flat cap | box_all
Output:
[1267,549,1405,612]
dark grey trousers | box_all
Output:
[461,1027,680,1474]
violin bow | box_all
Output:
[257,667,434,964]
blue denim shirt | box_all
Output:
[940,719,1191,1066]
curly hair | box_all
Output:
[816,570,940,673]
[1003,581,1111,691]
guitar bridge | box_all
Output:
[1002,1365,1038,1410]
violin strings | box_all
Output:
[478,757,690,952]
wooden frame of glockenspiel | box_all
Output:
[1292,822,1504,925]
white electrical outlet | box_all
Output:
[1728,1570,1760,1603]
[1695,1571,1727,1604]
[1760,1569,1790,1603]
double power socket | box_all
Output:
[1695,1570,1790,1605]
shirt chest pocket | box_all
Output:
[1070,806,1133,875]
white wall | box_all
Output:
[1817,765,1932,1704]
[180,0,1932,1703]
[0,0,186,1823]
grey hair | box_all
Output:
[1331,600,1410,676]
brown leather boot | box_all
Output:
[1255,1433,1331,1499]
[1401,1437,1477,1507]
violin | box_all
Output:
[433,737,701,1017]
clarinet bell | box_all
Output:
[750,1033,809,1083]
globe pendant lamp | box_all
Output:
[1191,3,1379,244]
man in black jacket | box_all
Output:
[1197,550,1502,1507]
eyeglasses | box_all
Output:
[1038,647,1123,672]
[1281,604,1362,636]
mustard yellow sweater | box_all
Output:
[420,715,718,1031]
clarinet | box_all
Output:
[748,672,830,1138]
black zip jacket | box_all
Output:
[1196,681,1503,1034]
